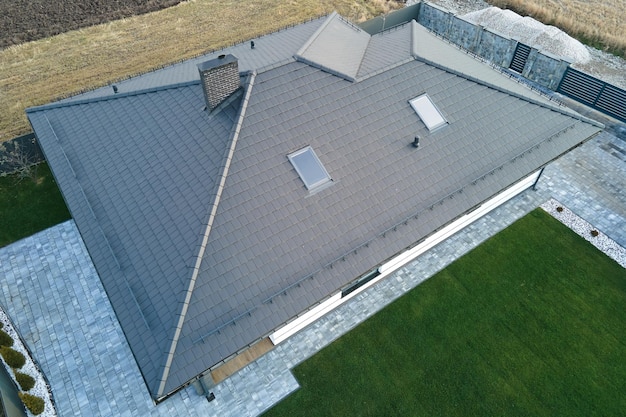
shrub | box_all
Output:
[0,329,13,347]
[18,392,45,415]
[0,346,25,369]
[591,230,599,237]
[15,371,35,391]
[556,206,563,212]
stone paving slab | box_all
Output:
[0,222,214,417]
[538,131,626,246]
[0,131,624,417]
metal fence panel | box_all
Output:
[557,67,626,122]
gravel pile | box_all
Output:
[462,7,591,63]
[541,199,626,269]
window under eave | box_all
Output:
[409,94,447,131]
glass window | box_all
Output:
[409,94,447,131]
[288,146,332,190]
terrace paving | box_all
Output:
[0,128,624,416]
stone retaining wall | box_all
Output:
[416,1,571,90]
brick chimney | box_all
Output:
[197,54,240,111]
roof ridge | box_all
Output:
[354,35,372,80]
[294,11,340,58]
[26,80,202,113]
[155,71,257,398]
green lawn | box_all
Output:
[264,209,626,417]
[0,163,71,247]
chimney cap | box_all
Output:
[198,54,238,72]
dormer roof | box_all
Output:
[295,12,371,81]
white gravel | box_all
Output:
[462,6,591,64]
[0,310,56,417]
[541,199,626,268]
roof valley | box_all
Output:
[156,72,257,397]
[354,36,372,80]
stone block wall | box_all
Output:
[522,50,572,91]
[417,2,569,90]
[473,27,517,68]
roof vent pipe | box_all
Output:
[412,136,420,148]
[197,54,240,111]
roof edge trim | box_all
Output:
[26,80,202,113]
[155,71,258,398]
[410,19,420,58]
[355,57,415,83]
[294,56,357,82]
[254,58,298,75]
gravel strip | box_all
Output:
[541,198,626,268]
[0,309,56,417]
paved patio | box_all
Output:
[0,129,624,416]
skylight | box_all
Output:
[409,94,447,131]
[288,146,332,190]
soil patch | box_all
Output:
[0,0,182,48]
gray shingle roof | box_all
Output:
[29,82,244,395]
[27,13,603,399]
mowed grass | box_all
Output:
[487,0,626,58]
[264,209,626,416]
[0,163,70,247]
[0,0,400,142]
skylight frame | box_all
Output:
[409,94,447,131]
[288,146,332,191]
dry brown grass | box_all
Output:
[487,0,626,58]
[0,0,401,142]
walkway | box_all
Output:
[0,130,624,416]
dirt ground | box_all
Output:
[0,0,182,48]
[3,0,624,88]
